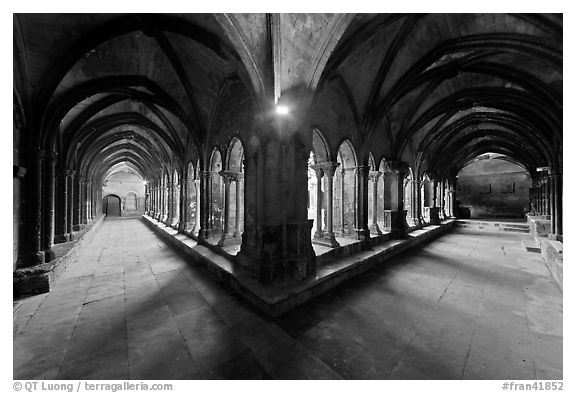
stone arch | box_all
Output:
[334,139,358,236]
[102,194,122,217]
[209,147,224,235]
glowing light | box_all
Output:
[276,105,289,115]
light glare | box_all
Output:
[276,105,289,115]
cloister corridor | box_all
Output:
[13,217,562,380]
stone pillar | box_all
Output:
[369,170,382,235]
[171,181,180,228]
[86,181,93,222]
[164,182,173,225]
[20,150,46,267]
[314,162,340,248]
[42,153,56,262]
[194,179,201,234]
[429,178,441,225]
[66,170,75,238]
[340,169,345,235]
[198,171,212,241]
[73,177,84,231]
[550,171,562,237]
[218,172,233,246]
[310,165,324,239]
[412,177,422,228]
[234,174,243,238]
[382,162,408,238]
[236,115,315,286]
[55,168,69,243]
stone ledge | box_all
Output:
[142,215,456,317]
[540,238,563,291]
[13,216,105,297]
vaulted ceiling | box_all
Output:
[13,13,562,184]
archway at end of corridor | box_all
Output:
[454,153,531,219]
[103,194,122,217]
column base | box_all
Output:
[18,251,46,268]
[54,234,71,244]
[218,232,235,247]
[312,232,340,248]
[429,207,441,225]
[384,210,408,239]
[44,248,56,262]
[369,223,382,236]
[198,228,215,242]
[354,228,371,241]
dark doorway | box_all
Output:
[103,195,121,217]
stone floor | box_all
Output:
[13,218,562,380]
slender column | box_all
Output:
[180,177,190,232]
[218,173,233,246]
[340,169,345,234]
[429,178,441,225]
[549,171,562,236]
[194,179,201,234]
[412,178,422,227]
[42,153,56,262]
[66,170,76,237]
[369,171,382,235]
[86,181,93,222]
[234,174,244,238]
[317,162,339,247]
[171,181,180,227]
[198,171,212,241]
[73,177,84,231]
[382,162,408,238]
[163,182,173,225]
[310,165,324,238]
[80,178,88,225]
[19,150,46,267]
[55,168,69,243]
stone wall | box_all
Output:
[102,171,145,216]
[456,158,531,218]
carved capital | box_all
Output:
[382,161,409,176]
[66,169,76,177]
[314,161,339,178]
[199,171,212,180]
[368,171,382,182]
[354,165,370,176]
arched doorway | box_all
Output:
[103,195,121,217]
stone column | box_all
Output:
[66,170,76,238]
[73,177,84,231]
[164,182,173,225]
[218,172,233,246]
[42,153,56,262]
[194,179,201,234]
[55,168,69,243]
[310,165,324,239]
[429,178,441,225]
[86,181,93,223]
[438,179,446,219]
[316,162,340,247]
[383,161,408,238]
[171,181,180,227]
[19,150,46,267]
[234,174,244,238]
[550,171,562,237]
[340,169,345,235]
[198,171,212,241]
[412,177,422,228]
[369,171,382,235]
